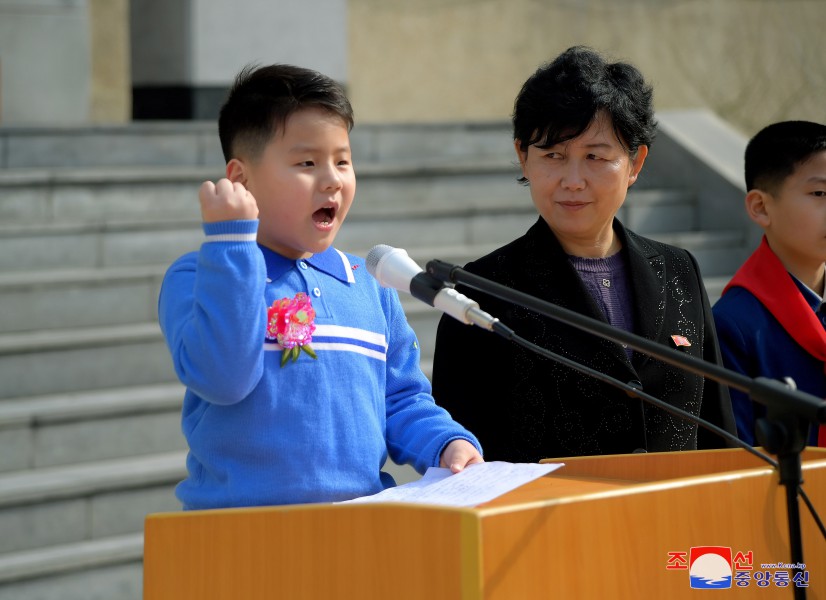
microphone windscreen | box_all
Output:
[366,244,394,278]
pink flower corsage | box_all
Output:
[266,292,318,366]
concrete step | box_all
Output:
[0,161,696,233]
[0,383,185,473]
[0,218,203,273]
[0,265,164,334]
[620,188,696,233]
[0,231,739,399]
[0,162,690,229]
[0,186,695,276]
[0,210,539,274]
[0,534,142,593]
[0,121,515,169]
[0,160,523,228]
[646,229,747,278]
[0,121,223,169]
[0,182,705,333]
[0,115,748,600]
[345,188,698,254]
[0,451,184,555]
[0,297,435,402]
[0,166,209,226]
[0,323,177,400]
[0,161,529,273]
[0,238,501,332]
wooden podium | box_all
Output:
[143,448,826,599]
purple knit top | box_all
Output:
[568,252,636,358]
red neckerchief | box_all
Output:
[723,236,826,446]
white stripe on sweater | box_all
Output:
[205,233,258,243]
[335,249,356,284]
[314,324,387,348]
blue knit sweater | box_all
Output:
[159,220,481,510]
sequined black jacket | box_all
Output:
[431,217,737,462]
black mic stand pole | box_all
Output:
[427,259,826,600]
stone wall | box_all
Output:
[0,0,91,125]
[0,0,821,130]
[90,0,130,123]
[348,0,825,136]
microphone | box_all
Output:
[424,257,826,587]
[425,260,826,426]
[365,245,499,330]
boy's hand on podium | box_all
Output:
[440,439,484,474]
[199,178,259,223]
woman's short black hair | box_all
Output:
[513,46,656,156]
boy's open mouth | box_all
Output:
[312,206,336,225]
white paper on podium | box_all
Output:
[341,461,564,507]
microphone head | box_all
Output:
[365,244,423,292]
[365,244,395,278]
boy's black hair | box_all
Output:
[512,46,656,159]
[744,120,826,192]
[218,64,354,163]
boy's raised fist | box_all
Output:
[199,178,259,223]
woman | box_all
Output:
[431,46,736,462]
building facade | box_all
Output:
[0,0,823,135]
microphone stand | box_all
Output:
[427,259,826,599]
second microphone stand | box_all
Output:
[426,259,826,600]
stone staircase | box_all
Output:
[0,112,749,599]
